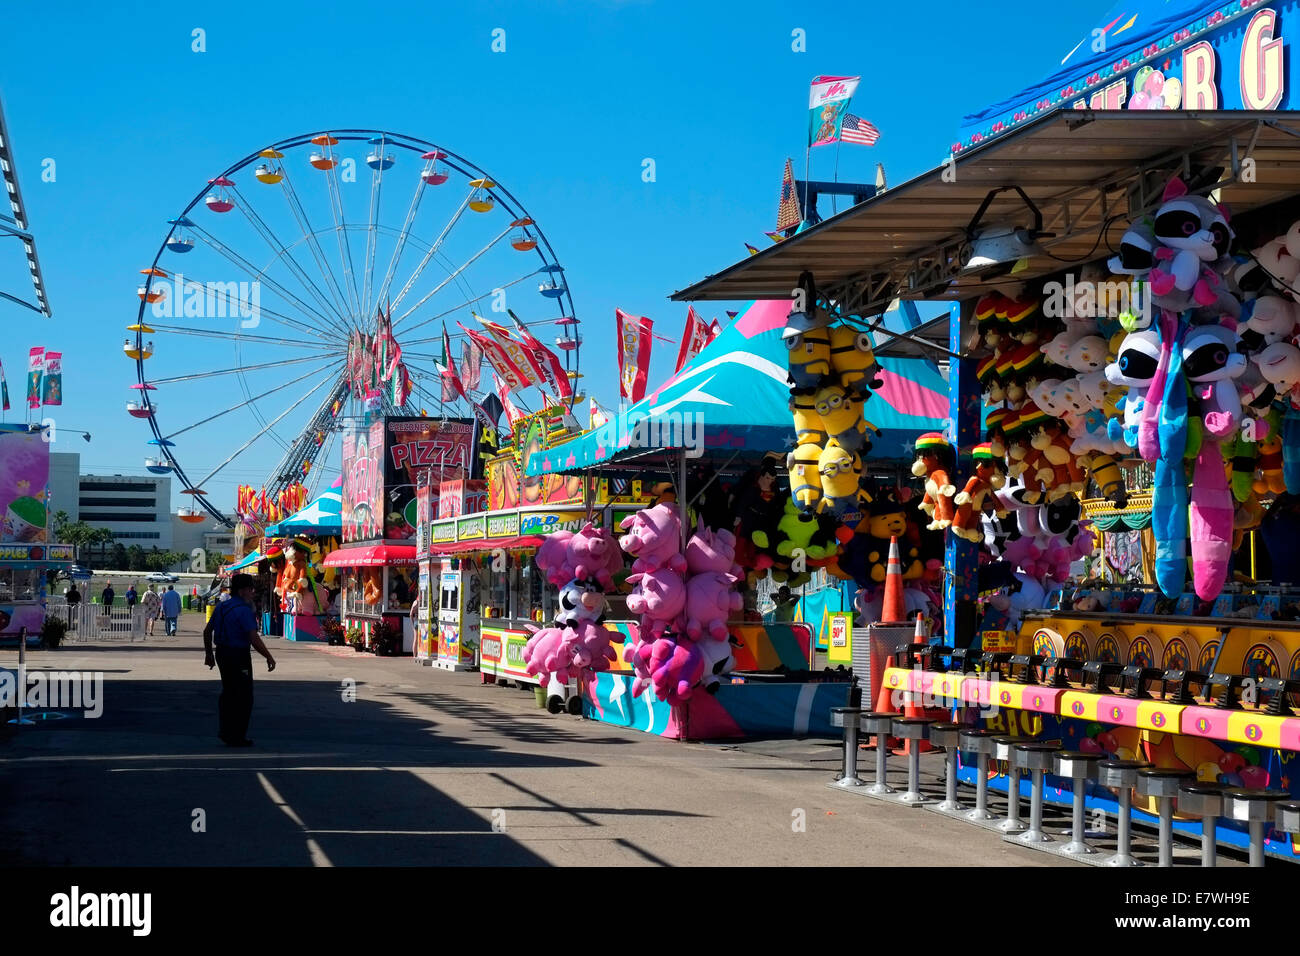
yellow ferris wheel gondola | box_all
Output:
[124,338,154,361]
[468,178,496,213]
[255,149,285,184]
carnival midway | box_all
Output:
[11,0,1300,915]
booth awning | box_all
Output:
[323,544,418,567]
[264,477,342,537]
[431,535,544,555]
[224,550,262,573]
[671,111,1300,314]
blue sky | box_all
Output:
[0,0,1105,514]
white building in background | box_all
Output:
[47,452,233,569]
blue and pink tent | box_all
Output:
[525,299,948,476]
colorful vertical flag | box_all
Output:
[508,310,572,401]
[776,157,802,231]
[615,309,653,403]
[707,318,722,343]
[437,324,464,403]
[26,347,44,409]
[744,243,760,256]
[674,307,713,373]
[461,338,482,392]
[840,113,880,145]
[590,398,608,429]
[40,351,62,406]
[494,372,524,426]
[0,357,9,411]
[474,314,539,392]
[808,75,861,147]
[460,322,532,393]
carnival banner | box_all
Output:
[461,322,532,393]
[674,307,712,373]
[474,314,540,393]
[808,74,860,147]
[40,351,62,406]
[616,309,653,403]
[508,310,573,401]
[25,347,43,410]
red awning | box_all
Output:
[322,544,418,568]
[430,535,544,555]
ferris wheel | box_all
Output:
[127,129,582,527]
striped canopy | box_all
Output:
[526,299,949,476]
[263,477,343,537]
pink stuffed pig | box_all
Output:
[651,637,706,706]
[619,504,687,574]
[684,570,742,641]
[523,626,572,683]
[685,525,742,578]
[625,568,686,641]
[535,530,576,586]
[569,619,619,671]
[566,523,624,589]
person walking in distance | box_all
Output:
[142,584,161,638]
[203,573,276,747]
[125,583,138,614]
[161,584,182,637]
[101,580,115,607]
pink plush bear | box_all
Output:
[566,523,624,589]
[684,571,742,641]
[685,525,742,579]
[625,568,686,641]
[619,504,687,574]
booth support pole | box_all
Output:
[944,300,979,648]
[680,447,689,551]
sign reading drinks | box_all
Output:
[957,3,1292,153]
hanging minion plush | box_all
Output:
[828,325,882,393]
[817,438,866,518]
[789,388,828,446]
[784,329,832,388]
[813,382,864,451]
[787,441,824,512]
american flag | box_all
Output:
[841,114,880,145]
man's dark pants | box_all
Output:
[214,646,254,743]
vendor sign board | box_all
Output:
[958,2,1298,153]
[438,478,487,519]
[0,429,50,545]
[384,416,474,542]
[342,419,384,543]
[479,624,535,684]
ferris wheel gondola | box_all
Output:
[128,128,581,526]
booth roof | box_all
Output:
[263,479,343,537]
[524,299,949,476]
[670,111,1300,314]
[322,544,417,568]
[224,550,262,573]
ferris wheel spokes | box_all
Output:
[393,222,514,327]
[387,188,474,315]
[161,361,338,439]
[316,137,364,321]
[226,183,353,333]
[399,272,552,343]
[145,271,346,345]
[147,353,337,386]
[359,135,392,317]
[276,162,360,329]
[371,165,429,314]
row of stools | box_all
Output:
[831,707,1300,866]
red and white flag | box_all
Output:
[508,310,572,401]
[590,398,608,429]
[460,322,531,392]
[438,324,464,403]
[616,309,653,403]
[26,347,44,410]
[460,338,482,392]
[495,372,525,426]
[674,306,713,373]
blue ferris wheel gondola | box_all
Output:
[144,458,174,475]
[165,216,196,254]
[366,136,395,171]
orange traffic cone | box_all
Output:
[898,611,942,754]
[872,536,908,717]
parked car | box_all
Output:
[145,572,180,583]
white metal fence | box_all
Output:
[54,602,146,642]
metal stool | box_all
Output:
[891,717,935,806]
[861,712,896,796]
[1224,789,1290,867]
[1276,801,1300,841]
[1098,759,1150,867]
[830,707,865,788]
[1178,784,1226,868]
[929,722,965,813]
[958,728,997,821]
[1136,768,1194,867]
[1013,742,1059,844]
[992,735,1030,834]
[1054,751,1101,856]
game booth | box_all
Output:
[326,415,475,654]
[261,478,343,642]
[518,300,949,738]
[667,0,1300,863]
[0,425,73,646]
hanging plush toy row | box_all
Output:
[618,503,741,706]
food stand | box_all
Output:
[262,478,343,642]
